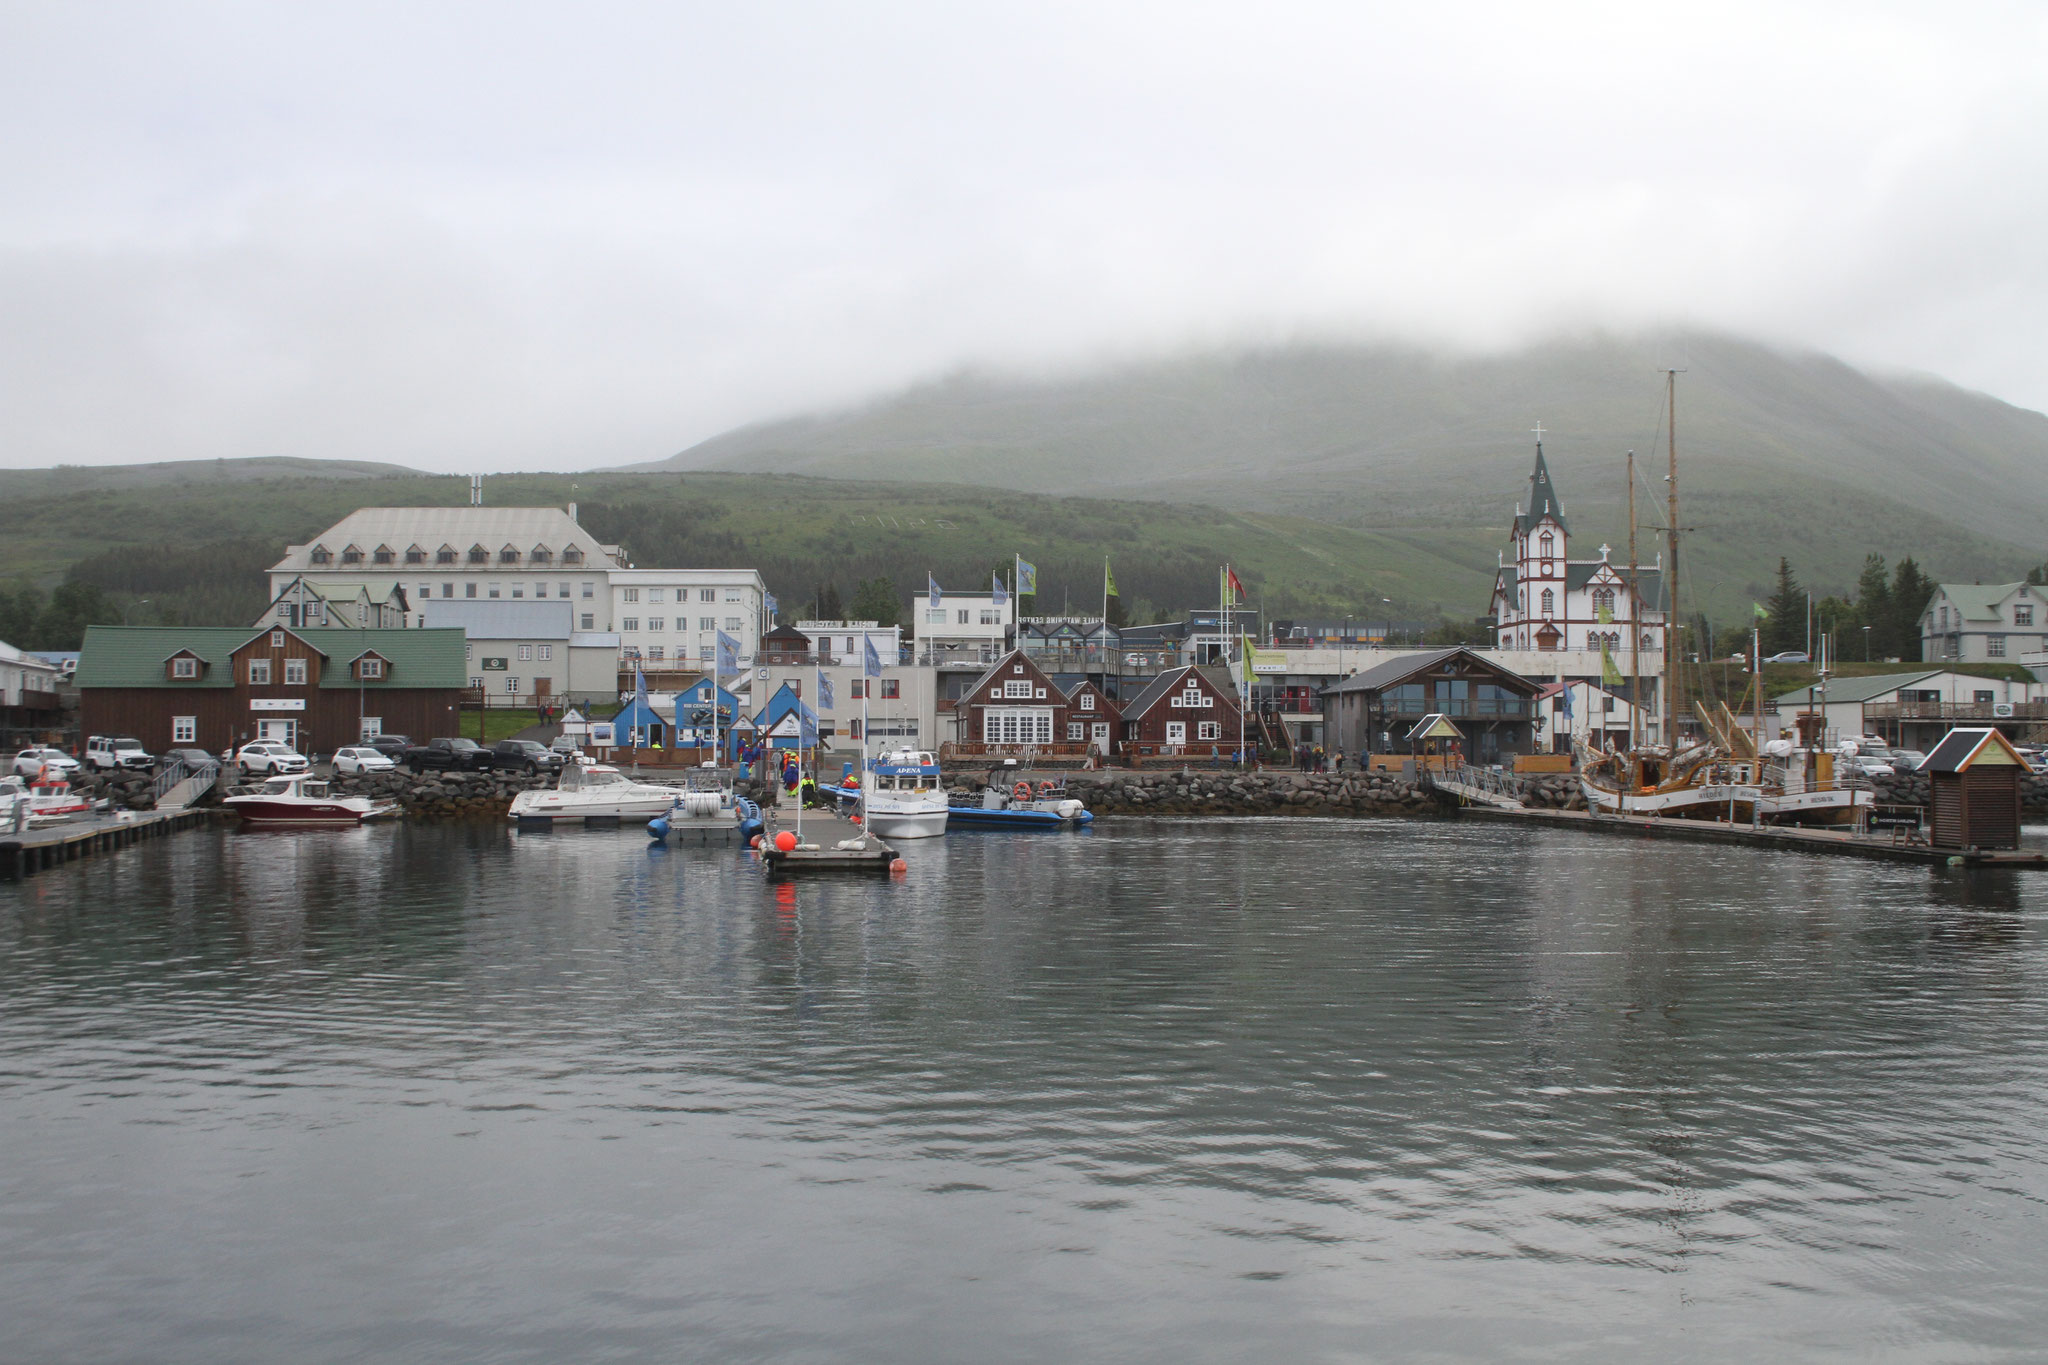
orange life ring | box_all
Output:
[1012,781,1033,801]
[1038,781,1056,798]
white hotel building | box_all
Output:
[270,506,766,669]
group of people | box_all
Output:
[1294,743,1348,773]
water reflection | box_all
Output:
[3,818,2047,1362]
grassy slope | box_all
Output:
[0,468,1490,623]
[654,331,2048,623]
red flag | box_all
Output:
[1227,567,1245,601]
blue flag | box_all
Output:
[715,630,741,679]
[817,667,834,710]
[764,591,778,620]
[864,635,883,679]
[796,699,820,747]
[928,573,942,605]
[1559,684,1574,720]
[1016,558,1036,595]
[993,573,1008,606]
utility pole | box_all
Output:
[1627,451,1639,747]
[1664,368,1685,744]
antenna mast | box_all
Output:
[1627,450,1639,747]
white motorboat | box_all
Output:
[853,749,950,840]
[508,760,681,824]
[224,773,397,825]
[0,773,95,828]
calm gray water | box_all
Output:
[5,817,2048,1363]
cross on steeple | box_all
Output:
[1531,420,1545,444]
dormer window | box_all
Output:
[499,545,520,564]
[530,545,552,563]
[436,545,457,564]
[169,654,200,680]
[562,545,584,565]
[372,545,394,565]
[341,545,363,565]
[309,545,332,565]
[468,544,488,564]
[404,545,426,564]
[356,655,386,680]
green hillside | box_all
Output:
[644,331,2048,622]
[0,468,1485,632]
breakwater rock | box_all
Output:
[329,769,552,819]
[1050,768,1585,817]
[70,769,159,811]
[1869,770,2048,810]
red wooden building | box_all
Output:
[1118,665,1245,756]
[75,625,471,756]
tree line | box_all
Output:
[1745,554,1935,661]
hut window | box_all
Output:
[172,656,198,679]
[359,658,385,679]
[173,717,196,743]
[1080,692,1094,710]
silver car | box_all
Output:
[12,747,79,777]
[331,746,397,775]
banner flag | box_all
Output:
[1016,558,1037,595]
[715,630,742,679]
[1601,642,1624,686]
[1596,600,1614,625]
[928,573,942,605]
[864,635,883,679]
[1227,566,1245,601]
[817,667,834,711]
[992,574,1008,606]
[1560,684,1575,720]
[1104,561,1117,598]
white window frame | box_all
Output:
[248,659,271,685]
[538,645,552,661]
[360,717,382,740]
[982,707,1053,745]
[1165,720,1187,744]
[506,676,520,693]
[518,645,533,661]
[172,716,197,743]
[284,658,308,686]
[622,588,640,603]
[172,656,198,679]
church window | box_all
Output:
[1539,532,1554,558]
[1540,589,1555,614]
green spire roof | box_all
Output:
[1514,443,1570,537]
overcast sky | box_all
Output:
[3,2,2044,472]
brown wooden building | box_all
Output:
[75,625,471,757]
[1321,647,1539,765]
[1119,664,1245,756]
[1062,677,1123,755]
[1921,726,2026,850]
[956,649,1082,751]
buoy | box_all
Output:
[774,830,798,853]
[749,834,764,849]
[889,858,908,873]
[646,817,669,840]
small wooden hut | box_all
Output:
[1921,727,2026,850]
[1406,713,1466,768]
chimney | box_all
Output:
[567,501,578,523]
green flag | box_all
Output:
[1104,561,1117,598]
[1601,640,1623,686]
[1753,601,1769,619]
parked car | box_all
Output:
[1886,750,1926,772]
[85,735,155,771]
[12,746,80,777]
[365,734,412,759]
[1761,651,1810,664]
[160,747,220,771]
[1846,753,1896,779]
[400,737,492,772]
[332,745,398,775]
[487,739,565,774]
[235,741,310,776]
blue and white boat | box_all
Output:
[832,748,949,840]
[948,779,1094,829]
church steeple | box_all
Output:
[1513,433,1570,537]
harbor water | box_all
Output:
[5,818,2048,1361]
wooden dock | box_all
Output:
[1453,802,2048,868]
[1,808,215,881]
[759,806,898,876]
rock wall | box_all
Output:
[1869,770,2048,810]
[327,769,552,819]
[1049,769,1585,817]
[70,769,159,811]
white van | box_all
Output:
[85,735,155,771]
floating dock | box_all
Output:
[1450,800,2048,868]
[1,808,215,881]
[759,807,898,876]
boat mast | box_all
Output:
[1627,450,1640,748]
[1664,369,1683,747]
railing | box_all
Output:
[1863,702,2048,721]
[15,689,60,712]
[149,759,191,805]
[1373,700,1532,719]
[941,742,1097,758]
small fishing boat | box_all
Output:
[948,778,1094,829]
[836,748,949,840]
[646,767,749,842]
[224,773,397,825]
[508,759,680,824]
[0,773,95,827]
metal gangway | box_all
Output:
[1424,764,1530,811]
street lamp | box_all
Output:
[1863,625,1871,661]
[122,599,151,624]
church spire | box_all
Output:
[1513,430,1570,537]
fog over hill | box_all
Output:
[643,331,2048,621]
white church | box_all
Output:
[1489,438,1666,659]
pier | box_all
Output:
[759,806,899,876]
[1,808,215,881]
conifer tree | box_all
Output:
[1762,558,1805,654]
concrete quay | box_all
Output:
[1,808,215,881]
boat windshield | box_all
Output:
[562,765,625,790]
[260,778,294,794]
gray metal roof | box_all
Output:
[1323,646,1542,697]
[1771,670,1944,707]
